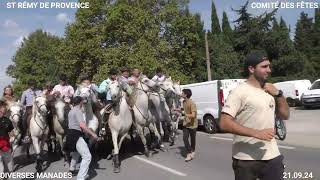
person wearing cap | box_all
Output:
[98,68,118,105]
[51,74,75,102]
[220,51,290,180]
[20,79,42,143]
[97,68,118,136]
[65,96,102,180]
[151,67,166,82]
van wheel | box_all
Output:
[304,105,312,109]
[286,98,296,107]
[203,116,217,134]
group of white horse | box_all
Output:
[6,94,69,172]
[5,75,183,173]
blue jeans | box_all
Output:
[69,137,91,180]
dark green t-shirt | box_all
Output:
[0,117,14,137]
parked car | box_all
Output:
[274,80,312,107]
[301,79,320,108]
[179,79,245,134]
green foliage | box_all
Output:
[211,1,221,35]
[6,0,320,92]
[7,30,62,96]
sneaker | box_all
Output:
[185,153,193,162]
[69,170,78,176]
[190,152,195,158]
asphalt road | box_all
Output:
[10,107,320,180]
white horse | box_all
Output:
[30,94,49,172]
[76,85,99,137]
[108,79,133,173]
[132,75,162,155]
[166,81,182,145]
[7,102,23,154]
[6,101,24,171]
[52,97,69,166]
[150,77,182,145]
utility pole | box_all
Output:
[205,31,212,81]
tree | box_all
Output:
[211,0,221,35]
[222,11,233,43]
[59,0,206,85]
[6,30,62,95]
[58,0,108,85]
[294,12,313,55]
[209,35,240,79]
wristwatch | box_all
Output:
[274,90,283,98]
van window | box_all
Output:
[310,81,320,90]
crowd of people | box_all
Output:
[0,51,289,180]
[0,66,199,180]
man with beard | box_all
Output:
[220,51,290,180]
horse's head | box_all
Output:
[109,80,122,103]
[8,102,23,125]
[173,80,182,96]
[158,77,175,96]
[139,75,158,91]
[77,85,93,104]
[34,95,48,115]
[54,98,66,121]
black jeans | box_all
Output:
[232,155,285,180]
[183,127,196,154]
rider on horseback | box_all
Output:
[21,79,42,143]
[51,74,74,104]
[98,68,118,136]
[51,74,74,122]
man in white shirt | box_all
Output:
[51,74,74,103]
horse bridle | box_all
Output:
[80,89,92,103]
[10,108,22,121]
[33,96,49,131]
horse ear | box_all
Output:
[177,80,180,85]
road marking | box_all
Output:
[278,145,295,150]
[210,136,296,150]
[210,136,232,141]
[133,155,187,177]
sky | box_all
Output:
[0,0,319,94]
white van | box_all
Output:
[180,79,245,133]
[301,79,320,108]
[274,80,312,106]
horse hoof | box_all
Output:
[36,164,42,172]
[113,167,120,173]
[64,162,70,168]
[145,151,151,158]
